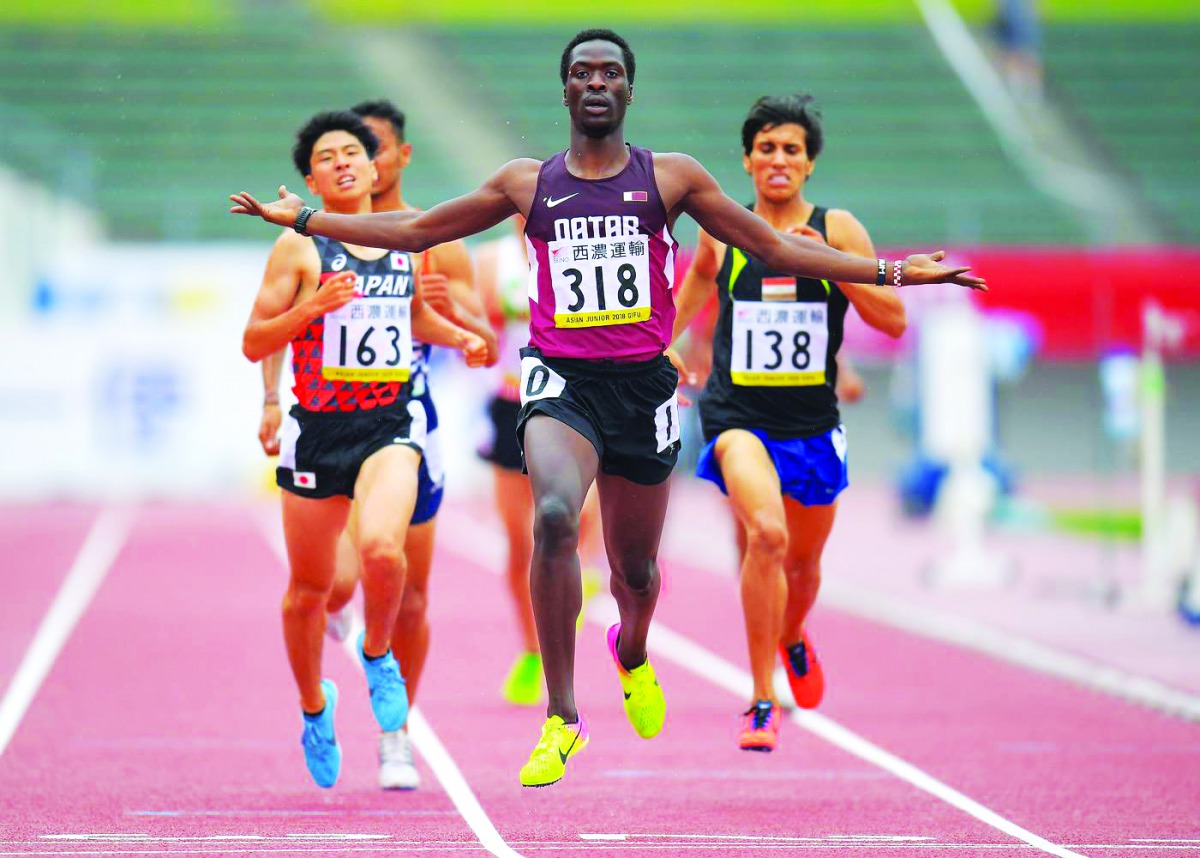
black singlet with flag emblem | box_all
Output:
[699,205,849,441]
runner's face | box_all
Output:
[361,116,411,198]
[743,123,814,205]
[305,130,377,204]
[563,41,630,139]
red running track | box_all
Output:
[0,499,1197,858]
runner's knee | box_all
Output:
[397,585,428,624]
[784,555,822,585]
[283,579,328,616]
[744,511,788,561]
[610,556,658,595]
[533,495,579,553]
[359,534,405,581]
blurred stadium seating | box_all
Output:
[1,2,1195,245]
[430,23,1086,247]
[1044,22,1200,244]
[0,9,447,240]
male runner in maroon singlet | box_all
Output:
[231,29,985,788]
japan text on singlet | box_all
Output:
[523,145,678,362]
[291,236,416,412]
[700,205,849,439]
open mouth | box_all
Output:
[336,174,358,190]
[583,98,610,115]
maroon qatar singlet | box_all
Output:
[523,145,678,362]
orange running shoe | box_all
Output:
[779,629,824,710]
[738,700,780,752]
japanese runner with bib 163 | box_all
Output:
[239,110,487,789]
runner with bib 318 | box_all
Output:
[231,31,985,788]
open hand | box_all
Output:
[308,271,359,316]
[229,185,307,229]
[258,403,282,456]
[902,251,987,291]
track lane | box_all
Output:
[0,504,103,696]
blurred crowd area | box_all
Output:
[0,0,1197,503]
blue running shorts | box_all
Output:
[695,426,848,507]
[408,390,444,525]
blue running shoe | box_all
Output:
[357,631,409,732]
[301,679,342,788]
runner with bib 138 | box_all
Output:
[672,93,907,753]
[231,29,985,788]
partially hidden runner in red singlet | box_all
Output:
[231,28,986,789]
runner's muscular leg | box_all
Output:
[326,505,360,615]
[392,519,434,703]
[494,466,538,653]
[780,498,837,646]
[523,415,598,723]
[280,492,351,713]
[596,472,669,672]
[353,444,421,658]
[714,429,788,704]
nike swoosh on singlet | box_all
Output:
[544,193,580,209]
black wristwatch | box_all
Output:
[293,206,316,236]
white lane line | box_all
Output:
[579,833,933,842]
[257,513,525,858]
[821,579,1200,723]
[434,510,1086,858]
[0,506,133,758]
[664,509,1200,722]
[1,844,1198,854]
[590,601,1086,858]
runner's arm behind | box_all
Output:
[671,228,722,345]
[242,234,356,362]
[409,266,489,367]
[825,210,906,339]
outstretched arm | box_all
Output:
[821,210,906,339]
[671,228,722,345]
[663,154,985,290]
[230,159,538,253]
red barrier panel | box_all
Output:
[854,247,1200,360]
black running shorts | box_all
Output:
[277,399,423,499]
[478,395,525,472]
[515,347,682,486]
